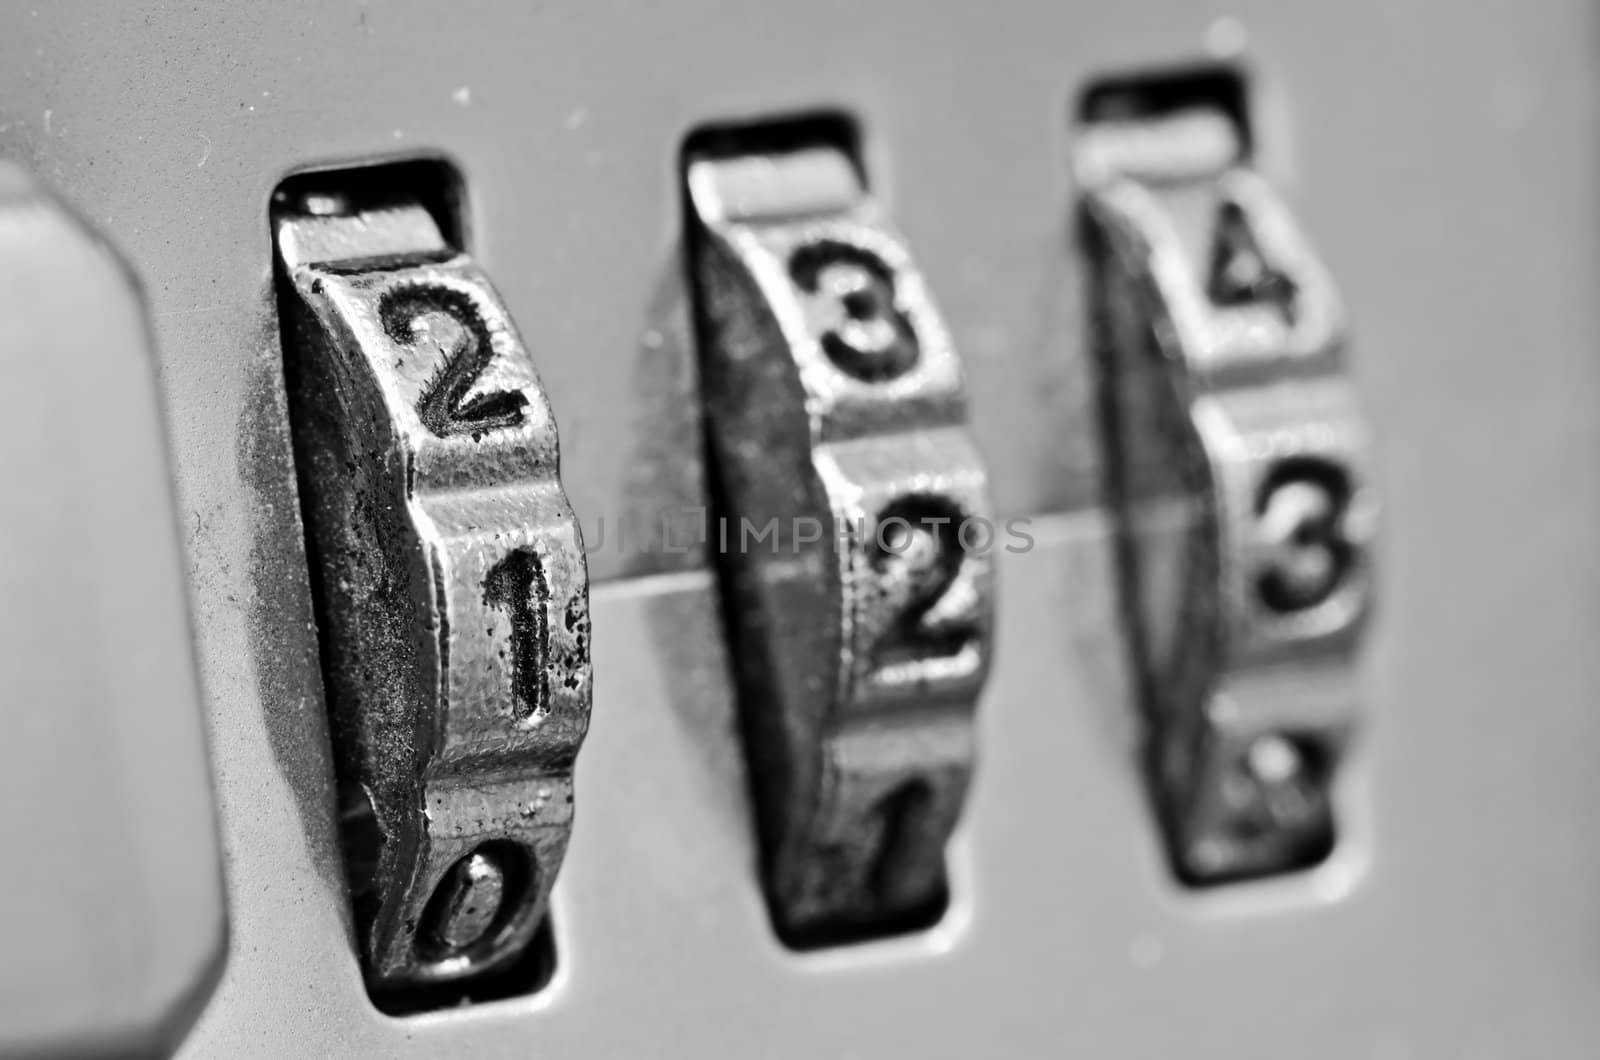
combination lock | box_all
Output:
[0,7,1441,1049]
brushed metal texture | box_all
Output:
[2,2,1597,1056]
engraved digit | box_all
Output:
[868,496,976,666]
[380,286,527,438]
[1208,199,1296,316]
[1254,458,1352,614]
[483,548,550,722]
[789,241,919,381]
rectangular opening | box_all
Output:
[681,110,864,188]
[270,156,560,1015]
[1078,63,1252,157]
[679,113,958,952]
[271,155,469,252]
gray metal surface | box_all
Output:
[2,1,1598,1056]
[0,164,224,1058]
